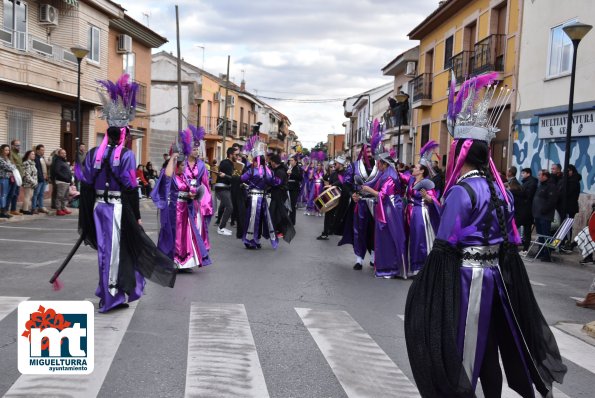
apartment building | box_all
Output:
[408,0,520,171]
[0,0,124,161]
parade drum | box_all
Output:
[315,186,341,213]
[589,212,595,241]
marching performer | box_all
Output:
[241,136,278,249]
[287,154,303,225]
[269,153,296,242]
[405,141,441,275]
[78,74,176,313]
[305,152,325,216]
[359,148,407,278]
[338,119,382,270]
[405,73,566,397]
[151,125,212,270]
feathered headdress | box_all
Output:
[419,140,439,177]
[444,71,514,203]
[178,124,206,157]
[97,74,139,127]
[369,119,383,156]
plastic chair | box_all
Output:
[523,218,574,261]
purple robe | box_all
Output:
[151,160,212,269]
[405,176,440,274]
[306,168,324,214]
[372,167,407,278]
[241,165,278,249]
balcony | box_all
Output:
[240,122,249,137]
[217,117,234,137]
[473,34,505,75]
[411,73,432,108]
[450,51,473,84]
[1,28,78,67]
[134,81,147,111]
[201,116,219,137]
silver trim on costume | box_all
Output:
[356,159,378,182]
[95,190,122,204]
[461,245,500,268]
[109,202,122,297]
[421,203,436,252]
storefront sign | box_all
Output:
[538,110,595,139]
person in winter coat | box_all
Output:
[51,149,72,216]
[21,150,38,214]
[520,168,538,251]
[532,170,558,261]
[0,144,16,218]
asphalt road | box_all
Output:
[0,202,594,398]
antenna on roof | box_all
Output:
[142,11,151,27]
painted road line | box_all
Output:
[0,297,28,323]
[551,326,595,375]
[296,307,419,398]
[0,260,58,268]
[5,300,137,398]
[0,238,73,246]
[397,314,405,321]
[185,303,269,398]
[0,225,75,231]
[529,280,546,287]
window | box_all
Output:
[420,124,430,148]
[88,26,100,63]
[547,19,577,78]
[444,35,454,69]
[123,52,135,80]
[8,108,33,151]
[2,0,27,50]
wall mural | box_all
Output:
[513,118,595,195]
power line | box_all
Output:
[254,95,345,103]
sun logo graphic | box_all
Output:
[18,301,94,375]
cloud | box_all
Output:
[120,0,438,147]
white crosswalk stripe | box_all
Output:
[296,307,420,398]
[4,299,137,398]
[185,303,269,398]
[0,296,28,323]
[1,298,594,397]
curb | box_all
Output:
[0,208,79,223]
[584,321,595,339]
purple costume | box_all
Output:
[79,144,176,313]
[241,165,278,249]
[405,176,440,275]
[306,167,324,215]
[151,160,212,269]
[372,167,407,278]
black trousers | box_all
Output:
[215,189,233,229]
[322,207,336,236]
[289,189,299,225]
[520,221,533,251]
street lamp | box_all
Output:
[560,22,592,219]
[394,92,409,162]
[70,46,89,155]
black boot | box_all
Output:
[353,263,362,270]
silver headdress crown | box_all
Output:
[447,71,513,143]
[97,74,139,127]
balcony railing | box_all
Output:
[216,117,234,137]
[411,73,432,103]
[201,116,219,136]
[473,34,506,75]
[134,81,147,110]
[240,122,249,137]
[450,51,473,84]
[1,28,78,67]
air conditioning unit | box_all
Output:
[405,61,416,76]
[39,4,59,26]
[117,34,132,53]
[227,95,235,106]
[214,92,222,102]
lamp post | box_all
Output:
[70,46,89,157]
[560,22,592,219]
[395,92,409,162]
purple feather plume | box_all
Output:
[244,135,259,153]
[369,119,382,155]
[188,124,205,144]
[452,72,499,117]
[389,148,396,159]
[419,140,439,158]
[179,129,192,156]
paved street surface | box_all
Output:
[0,202,594,397]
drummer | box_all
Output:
[317,156,350,240]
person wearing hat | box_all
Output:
[405,73,565,397]
[78,74,176,313]
[317,155,350,240]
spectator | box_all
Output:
[145,162,158,190]
[49,148,60,209]
[21,150,38,215]
[76,143,87,165]
[519,168,538,252]
[550,163,563,185]
[161,153,170,171]
[507,174,530,246]
[431,160,445,199]
[507,166,520,185]
[560,164,582,250]
[8,139,23,216]
[0,144,15,218]
[32,144,49,214]
[51,149,72,216]
[136,165,150,197]
[532,170,558,261]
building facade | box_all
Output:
[513,0,595,225]
[408,0,520,171]
[0,0,124,161]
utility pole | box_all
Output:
[175,5,182,133]
[222,55,230,160]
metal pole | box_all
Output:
[222,55,230,160]
[561,40,579,219]
[175,5,182,133]
[397,121,401,162]
[76,58,82,150]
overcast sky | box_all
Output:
[121,0,438,148]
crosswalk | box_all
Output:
[0,296,593,398]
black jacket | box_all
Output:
[215,158,234,189]
[287,164,303,191]
[51,156,72,183]
[532,179,558,221]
